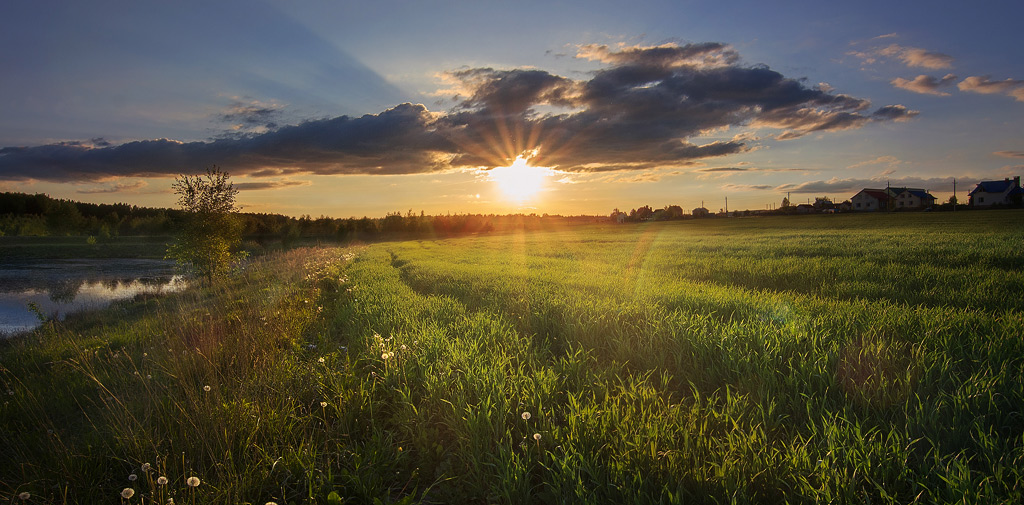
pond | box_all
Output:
[0,259,186,336]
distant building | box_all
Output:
[692,207,710,218]
[890,187,936,210]
[969,177,1022,207]
[851,189,891,211]
[851,187,935,211]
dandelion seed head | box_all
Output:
[128,473,137,481]
[141,463,151,471]
[157,476,168,485]
[18,492,30,500]
[318,357,325,363]
[186,476,201,487]
[203,385,211,392]
[320,401,328,408]
[121,488,135,499]
[533,433,542,441]
[521,411,531,420]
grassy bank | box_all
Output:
[0,236,173,260]
[2,211,1023,503]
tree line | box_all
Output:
[0,191,603,242]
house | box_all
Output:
[692,207,710,218]
[851,187,935,211]
[851,189,890,211]
[969,177,1022,207]
[890,187,936,210]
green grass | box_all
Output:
[0,235,173,260]
[2,211,1023,503]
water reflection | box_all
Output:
[0,259,186,336]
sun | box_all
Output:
[488,155,553,203]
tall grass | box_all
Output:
[2,211,1023,503]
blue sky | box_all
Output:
[1,0,1021,216]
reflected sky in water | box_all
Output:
[0,259,185,336]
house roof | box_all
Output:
[969,179,1018,195]
[908,190,935,200]
[858,189,889,201]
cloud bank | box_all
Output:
[0,42,917,182]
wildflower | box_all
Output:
[128,473,138,481]
[320,401,328,408]
[186,476,201,487]
[533,433,542,441]
[521,411,531,420]
[382,352,388,359]
[121,488,135,499]
[318,357,325,363]
[157,476,168,485]
[18,492,30,500]
[203,385,211,392]
[141,463,151,471]
[266,502,279,505]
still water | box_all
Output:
[0,259,186,336]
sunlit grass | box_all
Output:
[1,211,1023,503]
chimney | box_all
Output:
[1015,176,1021,187]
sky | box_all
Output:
[1,0,1022,217]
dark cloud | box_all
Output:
[0,42,916,182]
[699,167,748,172]
[891,74,958,96]
[234,179,312,190]
[722,184,773,191]
[994,151,1024,158]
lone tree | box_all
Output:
[167,166,244,280]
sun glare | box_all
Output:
[488,155,552,203]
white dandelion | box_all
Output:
[186,476,201,487]
[521,411,531,420]
[157,476,168,485]
[121,488,135,499]
[18,492,30,500]
[128,473,137,481]
[533,433,542,441]
[203,385,211,392]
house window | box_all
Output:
[979,197,984,203]
[856,203,861,208]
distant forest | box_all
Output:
[0,192,607,242]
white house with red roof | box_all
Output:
[850,189,891,211]
[851,187,936,211]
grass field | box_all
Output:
[2,211,1023,503]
